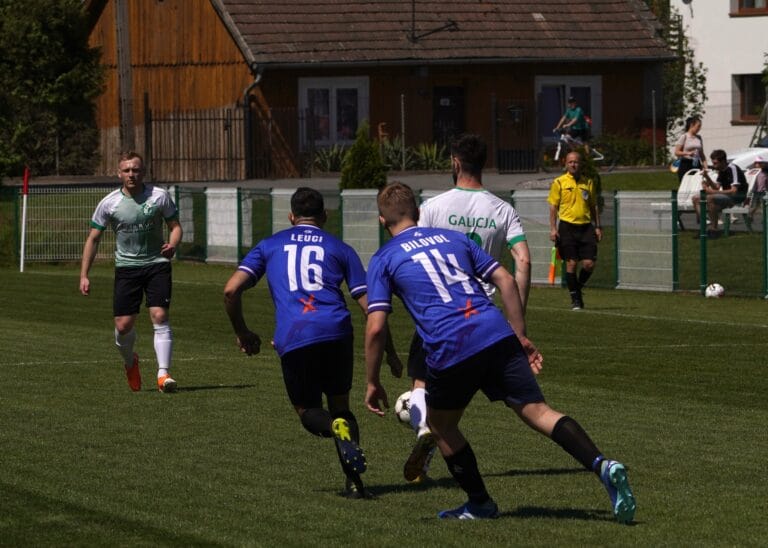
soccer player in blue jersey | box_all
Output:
[364,182,636,522]
[224,187,401,498]
[80,152,182,393]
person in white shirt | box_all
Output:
[401,134,531,483]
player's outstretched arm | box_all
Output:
[224,270,260,356]
[490,266,526,336]
[364,310,390,416]
[355,294,403,378]
[510,241,532,315]
[80,228,102,296]
[161,218,183,259]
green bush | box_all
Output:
[313,144,347,173]
[339,121,387,189]
[593,133,667,166]
[379,135,415,171]
[412,142,450,171]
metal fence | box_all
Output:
[17,185,768,298]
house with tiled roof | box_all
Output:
[86,0,674,180]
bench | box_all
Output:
[722,168,761,236]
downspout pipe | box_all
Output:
[242,62,264,108]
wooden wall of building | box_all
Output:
[88,0,253,174]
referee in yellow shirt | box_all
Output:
[547,151,602,310]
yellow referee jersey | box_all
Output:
[547,172,597,225]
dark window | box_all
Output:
[734,0,768,15]
[735,74,767,122]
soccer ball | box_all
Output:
[705,283,725,298]
[394,390,412,424]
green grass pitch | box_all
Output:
[1,261,766,546]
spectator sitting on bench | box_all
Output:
[692,149,747,233]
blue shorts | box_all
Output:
[425,336,545,410]
[280,336,353,409]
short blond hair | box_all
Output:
[118,151,144,165]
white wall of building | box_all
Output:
[673,0,767,153]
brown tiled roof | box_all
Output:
[216,0,674,67]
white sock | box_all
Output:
[153,322,173,377]
[409,387,429,437]
[115,328,137,367]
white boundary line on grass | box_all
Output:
[16,270,768,329]
[529,305,768,329]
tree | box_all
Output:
[339,121,387,189]
[660,6,708,145]
[0,0,105,180]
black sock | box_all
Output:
[444,443,490,504]
[332,409,360,443]
[577,269,593,288]
[551,416,603,473]
[565,272,579,292]
[300,408,333,438]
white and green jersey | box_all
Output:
[90,184,178,268]
[418,187,526,295]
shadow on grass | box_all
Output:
[168,384,257,393]
[487,466,586,478]
[502,505,616,523]
[0,481,225,546]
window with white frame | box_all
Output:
[733,74,767,122]
[299,77,369,147]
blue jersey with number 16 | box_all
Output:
[367,226,515,371]
[238,224,367,356]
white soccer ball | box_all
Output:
[394,390,412,424]
[705,283,725,298]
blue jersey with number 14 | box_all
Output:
[238,224,367,356]
[367,226,515,371]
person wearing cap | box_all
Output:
[554,96,591,149]
[748,155,768,220]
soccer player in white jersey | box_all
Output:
[364,182,635,522]
[402,134,531,483]
[80,152,182,393]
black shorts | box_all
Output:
[426,336,545,410]
[407,331,428,380]
[280,336,354,409]
[557,221,598,262]
[113,262,172,317]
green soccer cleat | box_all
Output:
[600,459,636,524]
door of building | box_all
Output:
[433,86,465,148]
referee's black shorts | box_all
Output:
[558,221,597,262]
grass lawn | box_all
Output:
[1,261,766,546]
[601,170,680,192]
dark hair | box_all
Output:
[450,134,487,179]
[291,187,325,218]
[709,149,727,163]
[684,116,701,132]
[377,181,418,227]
